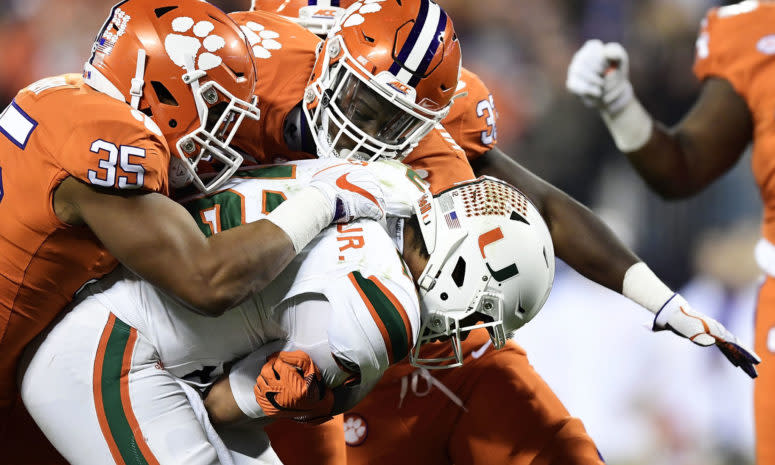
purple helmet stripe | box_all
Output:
[388,0,430,76]
[407,8,447,87]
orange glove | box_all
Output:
[254,351,334,423]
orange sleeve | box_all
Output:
[693,3,769,101]
[403,127,475,194]
[56,110,169,195]
[441,67,497,161]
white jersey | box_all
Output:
[80,158,421,393]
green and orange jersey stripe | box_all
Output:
[348,271,413,364]
[93,314,160,465]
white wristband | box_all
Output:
[266,186,334,253]
[228,340,285,420]
[621,262,674,315]
[601,97,653,153]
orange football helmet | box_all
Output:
[251,0,348,36]
[303,0,461,161]
[84,0,260,193]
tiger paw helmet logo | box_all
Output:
[240,22,282,59]
[164,16,226,71]
[343,413,368,446]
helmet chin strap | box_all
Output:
[129,49,147,110]
[315,111,336,158]
[83,48,147,110]
[417,230,467,293]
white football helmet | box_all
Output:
[411,177,555,369]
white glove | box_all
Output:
[310,161,386,224]
[566,39,634,115]
[654,293,761,379]
[365,159,431,218]
[566,39,652,152]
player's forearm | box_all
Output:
[180,186,336,314]
[70,181,330,316]
[114,217,296,316]
[622,122,702,199]
[594,90,701,198]
[542,190,638,292]
[605,78,751,200]
[205,376,253,425]
[194,219,297,313]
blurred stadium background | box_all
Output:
[0,0,759,464]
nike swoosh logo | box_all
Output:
[336,173,383,213]
[471,340,492,359]
[265,392,308,413]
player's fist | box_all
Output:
[653,294,761,379]
[254,350,335,423]
[566,39,634,115]
[366,159,431,218]
[310,161,386,224]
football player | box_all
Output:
[565,2,775,462]
[237,2,759,464]
[19,159,552,465]
[0,0,390,461]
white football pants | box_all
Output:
[19,297,280,465]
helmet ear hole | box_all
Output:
[154,6,178,18]
[151,81,179,106]
[451,256,466,288]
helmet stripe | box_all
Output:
[388,0,431,78]
[388,1,447,88]
[408,7,447,87]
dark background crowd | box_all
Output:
[0,1,759,463]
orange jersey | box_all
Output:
[403,126,473,193]
[693,2,775,243]
[0,74,169,414]
[402,67,496,192]
[441,67,498,161]
[345,340,604,465]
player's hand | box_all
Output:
[566,39,634,115]
[653,294,761,379]
[367,159,431,218]
[253,350,335,423]
[310,161,386,224]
